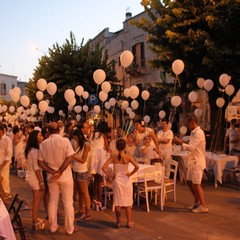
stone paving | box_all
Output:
[4,168,240,240]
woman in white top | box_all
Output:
[25,130,45,230]
[72,128,91,220]
[90,121,110,210]
[133,119,160,158]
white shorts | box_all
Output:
[186,163,204,184]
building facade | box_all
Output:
[0,73,18,102]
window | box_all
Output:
[0,83,6,95]
[12,84,15,89]
[132,42,145,68]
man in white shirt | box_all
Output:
[0,124,13,199]
[175,116,208,213]
[38,122,77,235]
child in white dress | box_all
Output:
[102,139,139,228]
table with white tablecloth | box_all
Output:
[205,154,238,187]
[0,198,16,240]
[108,163,160,183]
[172,151,239,187]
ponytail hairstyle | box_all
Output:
[116,139,126,161]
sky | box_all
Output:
[0,0,144,82]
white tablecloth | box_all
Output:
[172,152,239,187]
[0,198,16,240]
[206,154,238,185]
[108,163,159,183]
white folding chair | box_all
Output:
[163,159,178,202]
[102,176,114,211]
[137,166,165,212]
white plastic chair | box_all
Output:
[102,176,114,211]
[163,159,178,202]
[137,166,165,212]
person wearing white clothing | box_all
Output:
[72,128,91,221]
[174,116,208,213]
[157,118,173,176]
[38,122,77,235]
[0,125,13,199]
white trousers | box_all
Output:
[48,177,74,234]
[0,161,11,194]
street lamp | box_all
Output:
[35,47,47,54]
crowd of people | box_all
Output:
[0,115,211,235]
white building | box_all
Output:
[0,73,17,101]
[89,11,173,90]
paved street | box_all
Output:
[4,168,240,240]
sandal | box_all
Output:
[127,222,134,228]
[115,222,121,228]
[32,218,45,230]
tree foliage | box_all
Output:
[132,0,240,91]
[26,32,119,116]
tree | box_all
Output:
[26,32,119,118]
[132,0,240,148]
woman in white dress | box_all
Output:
[90,121,110,210]
[102,139,139,228]
[25,130,45,230]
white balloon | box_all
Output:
[216,97,225,108]
[188,91,198,103]
[47,82,57,96]
[104,102,111,110]
[36,91,43,101]
[126,107,133,114]
[109,98,116,106]
[64,89,75,103]
[194,108,203,117]
[30,108,37,115]
[141,90,150,100]
[171,96,182,107]
[121,100,129,110]
[9,89,20,102]
[31,103,37,109]
[225,84,235,96]
[37,78,47,91]
[219,73,231,87]
[172,59,184,75]
[99,91,108,102]
[74,105,82,113]
[93,69,106,85]
[69,98,76,107]
[76,114,81,121]
[59,110,63,116]
[101,81,111,93]
[50,107,55,114]
[131,100,139,110]
[123,88,130,98]
[75,85,84,96]
[17,106,24,114]
[159,110,166,119]
[129,86,139,99]
[83,105,89,112]
[46,99,50,104]
[129,111,135,119]
[38,100,48,112]
[13,87,21,96]
[68,105,73,111]
[9,106,15,113]
[204,79,214,91]
[180,126,187,135]
[26,109,31,116]
[82,91,89,100]
[120,50,134,68]
[143,115,150,124]
[20,95,30,107]
[197,78,205,89]
[94,105,101,114]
